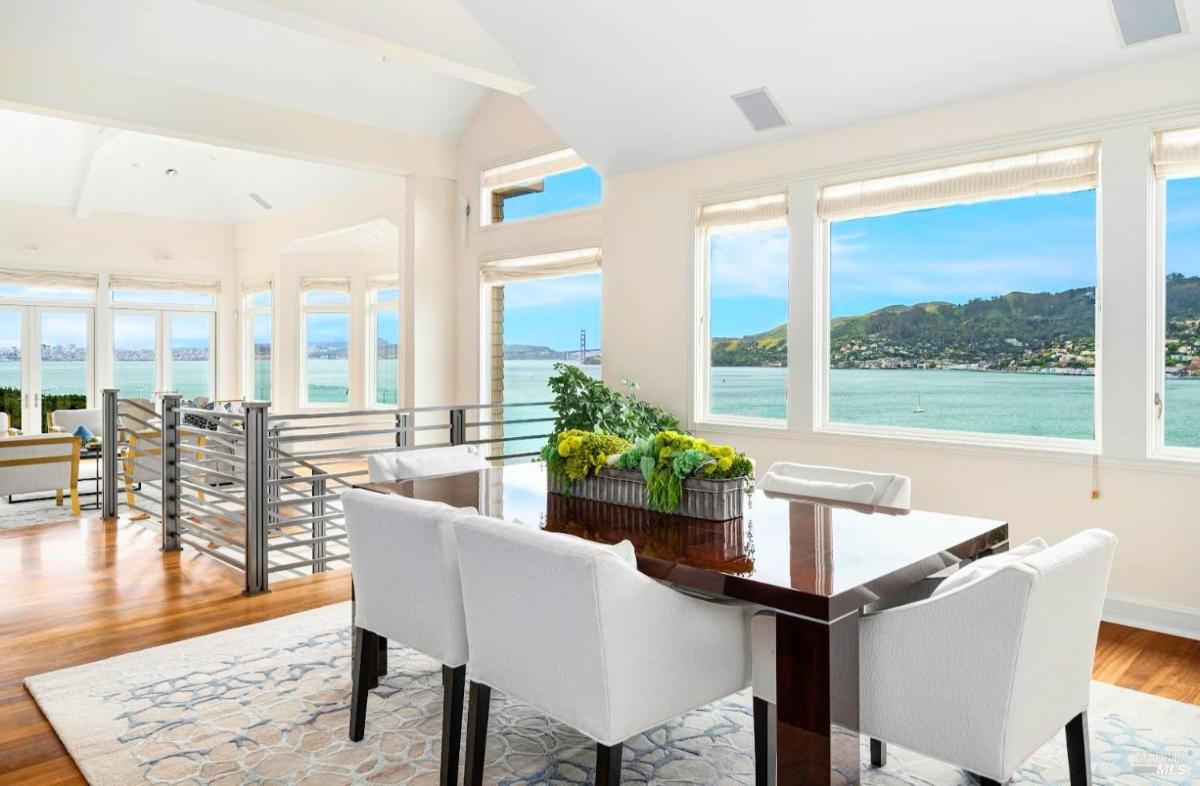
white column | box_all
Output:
[1097,124,1155,461]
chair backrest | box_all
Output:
[455,514,648,742]
[51,408,103,440]
[367,445,488,483]
[1001,528,1117,772]
[342,488,474,667]
[0,411,9,434]
[0,434,80,495]
[762,461,911,508]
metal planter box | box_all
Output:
[547,467,745,521]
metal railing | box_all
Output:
[101,393,552,594]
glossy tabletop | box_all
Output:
[358,461,1008,622]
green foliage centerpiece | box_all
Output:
[540,365,753,520]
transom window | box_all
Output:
[820,144,1100,442]
[481,148,601,225]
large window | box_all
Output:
[368,278,399,406]
[1157,126,1200,450]
[699,194,789,422]
[111,278,218,401]
[482,248,602,459]
[821,145,1099,442]
[481,148,601,225]
[243,285,272,401]
[301,278,351,406]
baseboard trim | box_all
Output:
[1103,593,1200,641]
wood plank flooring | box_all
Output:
[0,514,1196,785]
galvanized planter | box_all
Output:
[547,467,745,521]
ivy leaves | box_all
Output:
[546,364,679,441]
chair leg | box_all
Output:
[870,738,887,767]
[976,777,1003,786]
[349,626,378,742]
[596,742,623,786]
[376,635,388,682]
[1066,711,1091,786]
[440,665,466,786]
[463,681,492,786]
[753,697,776,786]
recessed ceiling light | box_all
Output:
[1109,0,1185,45]
[249,192,273,210]
[731,87,789,132]
[165,168,179,177]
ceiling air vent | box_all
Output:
[249,192,273,210]
[732,87,789,132]
[1109,0,1184,45]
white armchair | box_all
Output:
[0,434,81,514]
[342,489,476,786]
[755,529,1116,786]
[454,515,751,786]
[367,444,488,483]
[760,461,911,509]
[49,407,104,441]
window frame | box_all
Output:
[299,289,352,410]
[365,283,400,408]
[479,146,601,228]
[110,296,217,401]
[242,289,273,402]
[694,214,792,430]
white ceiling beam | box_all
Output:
[73,127,122,219]
[199,0,533,95]
[0,45,456,179]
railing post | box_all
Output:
[243,401,270,595]
[102,388,119,519]
[395,411,411,448]
[160,393,182,552]
[311,475,327,572]
[449,407,466,446]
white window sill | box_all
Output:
[479,205,602,232]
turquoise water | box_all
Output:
[0,360,211,400]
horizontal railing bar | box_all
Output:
[177,407,244,419]
[267,532,348,551]
[465,416,555,428]
[267,425,444,444]
[489,451,542,461]
[180,520,245,548]
[461,433,550,446]
[181,445,246,464]
[270,468,366,486]
[127,487,163,506]
[180,431,246,451]
[268,554,351,573]
[118,413,158,430]
[179,536,245,569]
[178,498,245,528]
[270,512,342,527]
[179,480,245,506]
[118,400,158,416]
[177,462,242,485]
[269,443,450,461]
[266,401,552,422]
[267,491,341,508]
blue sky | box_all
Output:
[500,166,602,222]
[1167,176,1200,276]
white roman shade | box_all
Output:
[0,268,98,291]
[109,274,221,294]
[366,271,399,290]
[299,276,351,292]
[697,193,788,232]
[240,276,272,296]
[482,148,586,189]
[481,247,601,284]
[1154,126,1200,179]
[818,143,1100,222]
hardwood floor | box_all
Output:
[0,515,1196,784]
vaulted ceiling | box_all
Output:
[458,0,1200,173]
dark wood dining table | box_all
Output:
[359,462,1008,786]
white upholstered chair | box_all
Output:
[0,411,17,436]
[454,514,752,786]
[366,444,488,483]
[753,529,1116,786]
[49,407,104,441]
[0,434,82,514]
[759,461,911,509]
[342,489,475,786]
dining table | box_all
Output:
[358,461,1009,786]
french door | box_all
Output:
[0,306,94,433]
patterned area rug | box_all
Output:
[25,603,1199,785]
[0,497,93,532]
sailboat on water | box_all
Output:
[912,394,926,414]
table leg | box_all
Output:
[774,612,860,786]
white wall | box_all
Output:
[600,51,1200,631]
[0,199,238,400]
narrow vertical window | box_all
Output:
[367,275,400,406]
[243,283,272,401]
[300,277,351,406]
[698,194,789,422]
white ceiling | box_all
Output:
[284,219,399,254]
[0,0,491,139]
[0,108,397,223]
[459,0,1200,173]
